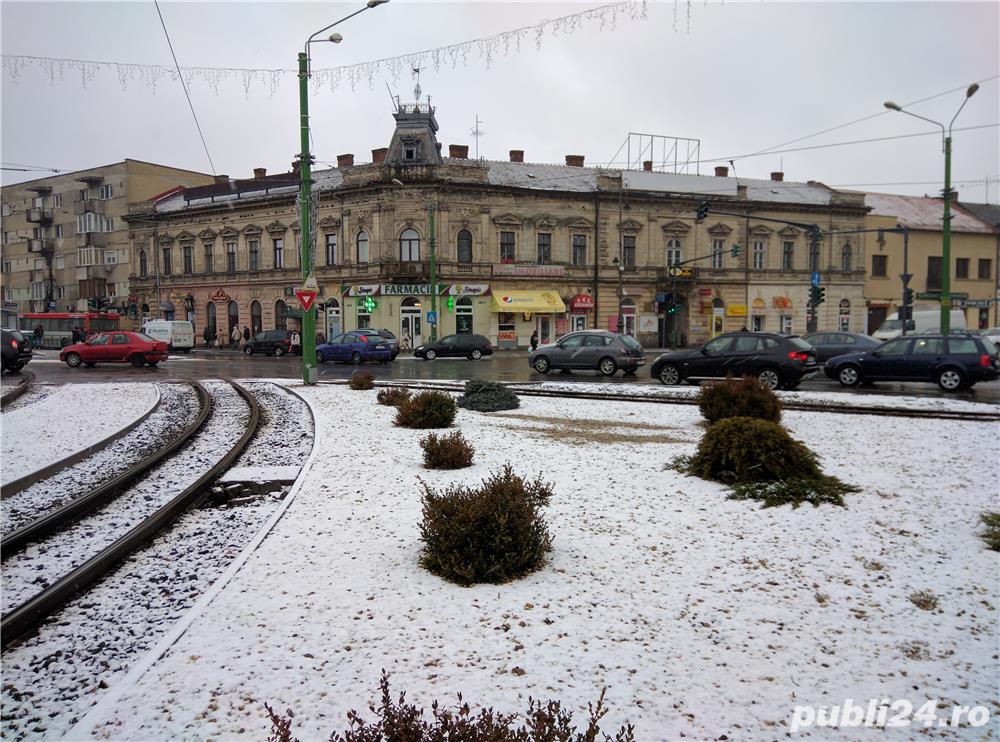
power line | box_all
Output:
[154,1,216,176]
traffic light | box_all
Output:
[902,287,913,306]
[816,286,826,306]
[809,285,819,306]
[362,295,377,312]
[695,201,709,222]
[87,296,110,312]
[731,243,742,257]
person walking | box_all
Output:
[242,326,251,349]
[203,325,213,348]
[217,327,226,349]
[231,325,241,350]
[33,324,43,350]
[290,330,301,356]
[529,329,539,352]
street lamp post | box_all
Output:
[616,178,629,334]
[884,83,979,334]
[298,0,388,385]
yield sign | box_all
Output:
[295,289,317,312]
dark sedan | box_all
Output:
[2,329,32,373]
[801,331,880,364]
[651,332,818,390]
[414,333,493,360]
[824,332,999,391]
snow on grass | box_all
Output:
[75,385,999,740]
[0,383,159,486]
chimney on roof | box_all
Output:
[291,160,301,173]
[448,144,469,159]
[643,160,652,172]
[214,174,230,184]
[337,153,355,168]
[509,150,524,163]
[565,154,585,168]
[770,171,784,182]
[253,168,266,179]
[372,148,388,165]
[714,166,729,177]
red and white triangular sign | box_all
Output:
[295,289,317,312]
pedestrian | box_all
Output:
[203,325,213,348]
[217,327,226,349]
[316,331,325,347]
[739,325,748,332]
[401,332,411,351]
[290,329,301,356]
[33,324,43,350]
[530,329,539,352]
[231,325,241,350]
[72,326,84,344]
[243,326,250,348]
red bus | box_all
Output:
[18,312,122,349]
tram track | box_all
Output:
[0,369,34,411]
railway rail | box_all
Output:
[0,369,34,410]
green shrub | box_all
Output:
[698,374,781,424]
[980,512,1000,551]
[457,380,520,412]
[687,416,819,482]
[266,671,634,742]
[729,476,857,508]
[420,431,475,469]
[348,371,375,390]
[419,464,553,586]
[376,386,411,406]
[394,390,457,429]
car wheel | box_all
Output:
[425,349,437,360]
[9,361,23,372]
[65,352,82,368]
[130,354,146,368]
[317,352,326,364]
[533,356,550,374]
[275,347,285,358]
[244,346,253,356]
[657,363,681,385]
[937,366,964,392]
[470,348,483,360]
[351,351,362,365]
[598,357,618,376]
[147,360,159,367]
[757,367,781,391]
[837,364,861,387]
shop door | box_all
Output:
[326,306,341,341]
[401,309,422,348]
[571,314,586,332]
[538,315,552,344]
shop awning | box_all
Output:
[491,291,566,313]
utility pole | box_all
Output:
[297,50,317,385]
[428,201,438,342]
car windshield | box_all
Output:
[787,337,813,350]
[620,335,642,350]
[136,333,158,343]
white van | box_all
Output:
[142,320,195,352]
[873,308,966,340]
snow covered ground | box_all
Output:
[72,383,999,740]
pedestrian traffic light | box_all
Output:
[695,201,709,222]
[731,243,741,257]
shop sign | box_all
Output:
[343,284,380,297]
[381,284,443,296]
[727,304,747,317]
[772,296,791,309]
[569,293,595,310]
[698,288,713,296]
[497,330,517,342]
[638,314,657,333]
[445,283,491,296]
[493,264,566,277]
[210,288,230,302]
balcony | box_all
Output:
[77,232,109,249]
[382,260,429,280]
[74,199,106,216]
[26,208,53,224]
[26,238,53,253]
[77,246,106,268]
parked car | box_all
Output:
[650,332,818,390]
[529,331,645,376]
[1,329,32,373]
[376,329,400,359]
[824,332,1000,391]
[801,331,880,364]
[316,333,392,364]
[142,320,195,352]
[60,331,168,368]
[244,330,293,357]
[414,333,494,360]
[980,327,1000,346]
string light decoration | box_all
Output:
[2,0,659,98]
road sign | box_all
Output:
[295,289,317,312]
[427,310,437,325]
[811,271,821,288]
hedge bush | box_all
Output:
[348,371,375,391]
[698,374,781,424]
[980,512,1000,551]
[419,464,553,586]
[457,380,520,412]
[394,390,457,429]
[687,416,818,482]
[420,431,475,469]
[376,386,411,407]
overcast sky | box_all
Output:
[2,1,998,204]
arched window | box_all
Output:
[205,302,216,337]
[251,300,262,334]
[666,238,683,267]
[841,243,853,273]
[457,230,473,263]
[356,230,369,263]
[456,296,473,333]
[275,300,287,331]
[227,300,239,336]
[139,250,148,278]
[400,228,420,261]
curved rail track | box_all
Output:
[0,369,34,410]
[0,379,261,649]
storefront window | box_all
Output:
[275,300,286,330]
[498,312,516,343]
[357,308,371,328]
[780,314,792,335]
[456,297,473,333]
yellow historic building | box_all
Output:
[127,104,871,348]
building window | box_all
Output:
[500,231,515,263]
[926,256,942,290]
[780,314,792,334]
[752,240,765,270]
[182,244,193,274]
[537,233,551,264]
[273,238,284,269]
[204,241,214,273]
[139,250,148,277]
[1,232,7,245]
[400,229,420,261]
[76,212,100,233]
[572,235,587,266]
[162,247,172,276]
[53,193,63,207]
[55,225,63,238]
[955,257,969,279]
[356,231,369,263]
[872,254,887,277]
[456,296,473,334]
[226,240,237,273]
[457,229,473,263]
[712,239,725,269]
[78,188,88,201]
[251,300,262,334]
[99,184,113,200]
[249,239,260,271]
[808,242,819,272]
[622,235,636,268]
[325,233,337,265]
[978,258,992,280]
[103,217,114,232]
[1,261,9,274]
[275,300,287,330]
[206,302,217,337]
[31,282,46,300]
[839,298,851,332]
[782,241,794,270]
[841,243,853,273]
[666,238,682,267]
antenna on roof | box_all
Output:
[385,81,399,113]
[470,114,486,160]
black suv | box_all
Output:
[651,332,818,390]
[824,332,1000,391]
[414,333,493,360]
[2,329,32,373]
[244,330,293,357]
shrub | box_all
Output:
[348,371,375,391]
[908,590,939,611]
[979,512,1000,551]
[687,416,820,483]
[457,380,520,412]
[376,386,411,407]
[266,671,635,742]
[698,374,781,424]
[419,464,553,586]
[394,390,457,429]
[729,477,857,509]
[420,431,475,469]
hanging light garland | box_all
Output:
[2,0,668,99]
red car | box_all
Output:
[60,331,169,368]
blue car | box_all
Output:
[316,332,392,365]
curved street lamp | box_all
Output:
[883,83,979,334]
[297,0,389,384]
